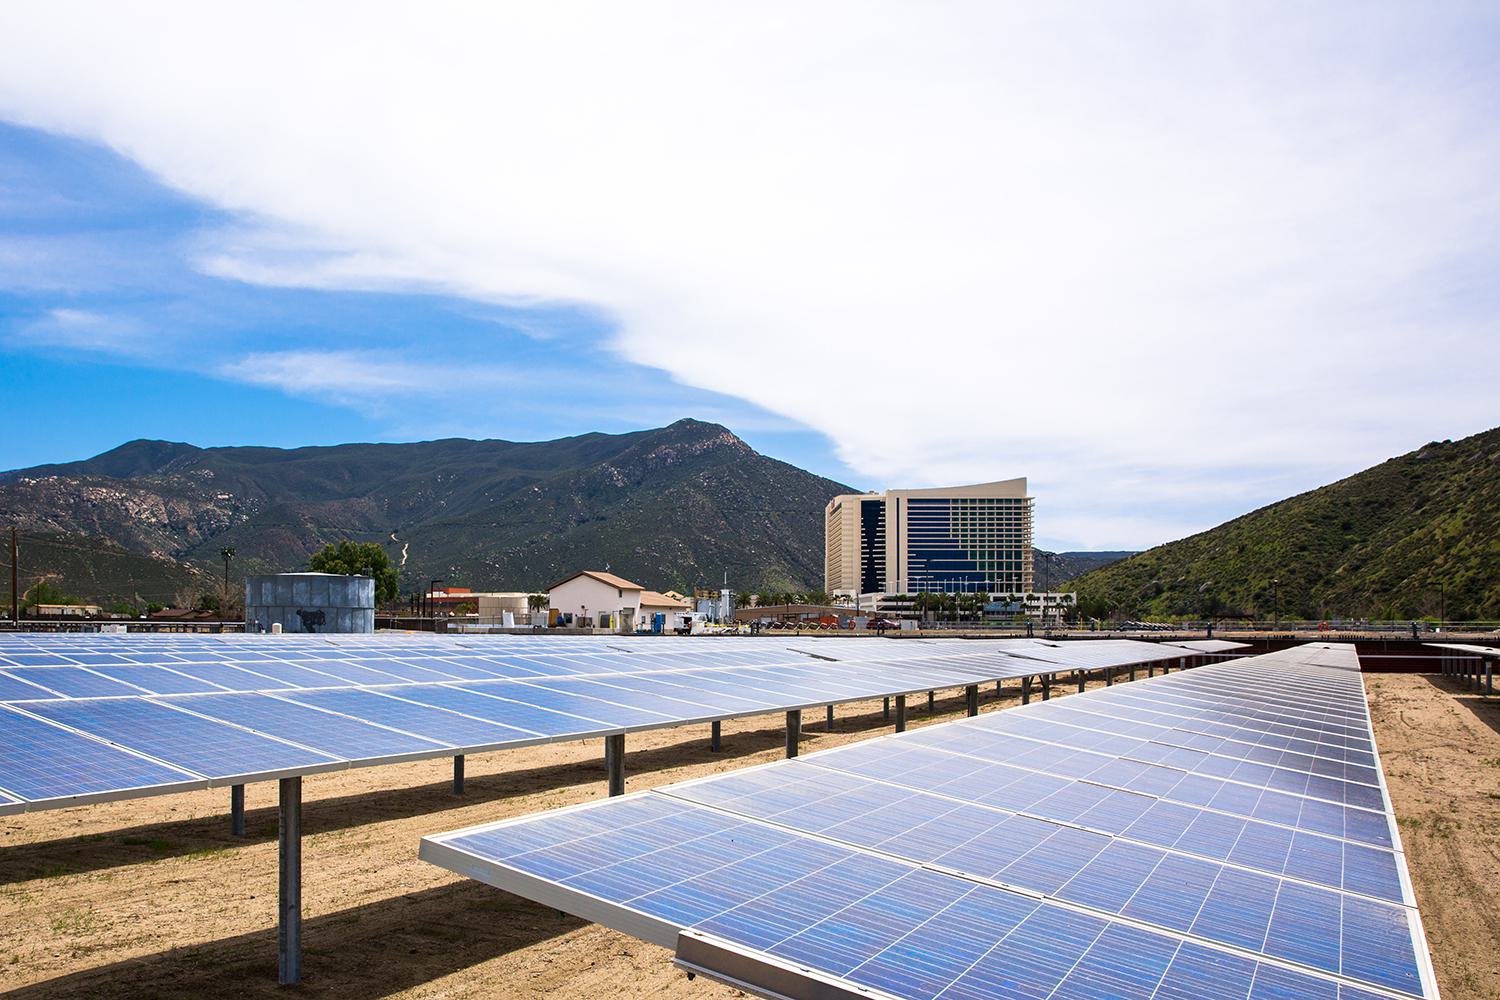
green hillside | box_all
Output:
[6,533,207,609]
[1067,427,1500,621]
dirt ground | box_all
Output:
[0,671,1493,999]
[1366,672,1500,1000]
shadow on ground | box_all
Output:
[0,879,582,999]
[1422,672,1500,739]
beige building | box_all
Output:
[825,479,1034,597]
[546,570,688,631]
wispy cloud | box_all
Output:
[1,3,1497,548]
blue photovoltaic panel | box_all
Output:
[0,671,55,702]
[0,705,202,802]
[3,666,147,698]
[423,643,1436,1000]
[279,687,542,748]
[0,632,1251,812]
[393,684,611,738]
[19,697,340,779]
[173,693,446,761]
[86,664,229,695]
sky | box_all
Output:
[0,3,1497,552]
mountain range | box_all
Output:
[0,420,860,603]
[1066,426,1500,621]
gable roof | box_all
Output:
[638,590,689,609]
[546,569,644,593]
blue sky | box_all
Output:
[0,123,860,484]
[1,5,1496,552]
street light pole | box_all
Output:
[220,547,235,621]
[428,578,445,625]
[1271,577,1280,628]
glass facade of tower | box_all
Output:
[859,498,885,593]
[902,496,1031,594]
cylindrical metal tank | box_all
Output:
[244,573,375,633]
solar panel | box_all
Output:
[423,643,1436,1000]
[0,633,1186,814]
[0,704,205,807]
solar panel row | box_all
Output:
[423,642,1437,1000]
[0,635,1193,814]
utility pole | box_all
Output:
[10,527,18,626]
[221,547,236,620]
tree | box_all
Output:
[23,580,80,609]
[308,540,399,604]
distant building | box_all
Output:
[825,479,1034,598]
[546,570,688,631]
[28,603,102,619]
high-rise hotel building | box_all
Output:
[825,479,1034,597]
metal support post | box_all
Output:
[786,710,801,758]
[605,734,625,796]
[711,720,722,752]
[1042,674,1052,700]
[1129,664,1136,682]
[895,695,907,732]
[1147,664,1155,678]
[1021,676,1032,705]
[1105,667,1113,687]
[928,690,935,713]
[231,784,245,837]
[1486,662,1493,695]
[1076,669,1085,693]
[453,755,465,795]
[883,696,890,721]
[825,704,834,729]
[965,684,979,717]
[995,680,1002,699]
[278,776,302,986]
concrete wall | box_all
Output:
[245,573,375,634]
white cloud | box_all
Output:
[14,307,148,353]
[1,3,1497,548]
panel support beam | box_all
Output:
[711,720,722,752]
[785,710,801,758]
[453,755,465,795]
[965,685,979,717]
[605,733,625,797]
[278,776,302,986]
[894,695,907,733]
[230,783,245,837]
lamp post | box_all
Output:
[1271,578,1280,629]
[220,547,235,621]
[428,578,445,622]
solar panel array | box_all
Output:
[423,642,1437,1000]
[0,633,1191,815]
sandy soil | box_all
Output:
[1366,672,1500,1000]
[1,670,1490,999]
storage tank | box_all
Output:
[244,572,375,634]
